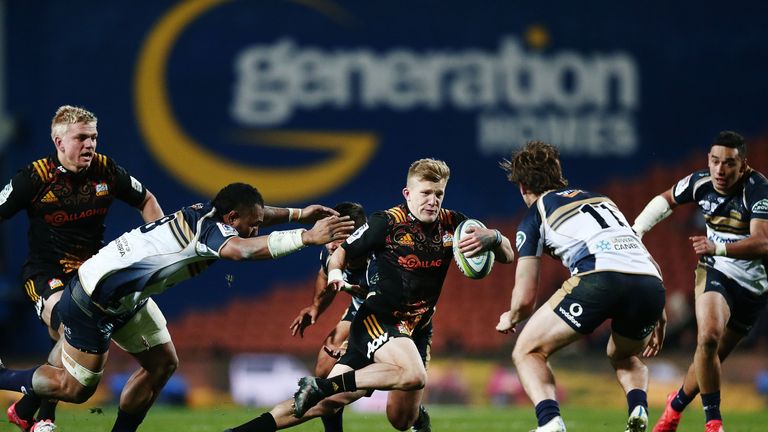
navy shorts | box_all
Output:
[547,271,665,340]
[58,278,144,354]
[695,265,768,334]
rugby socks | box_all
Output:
[670,386,694,412]
[112,408,147,432]
[15,393,42,421]
[701,391,722,422]
[626,389,648,415]
[535,399,560,427]
[37,399,58,421]
[320,407,344,432]
[321,371,357,394]
[228,412,277,432]
[0,366,38,396]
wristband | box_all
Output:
[714,242,727,257]
[327,268,344,284]
[267,229,306,258]
[287,208,300,222]
[493,229,503,247]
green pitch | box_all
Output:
[45,404,768,431]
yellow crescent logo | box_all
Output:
[134,0,377,203]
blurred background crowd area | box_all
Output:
[1,0,768,410]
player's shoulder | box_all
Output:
[380,204,408,223]
[539,187,602,210]
[744,168,768,189]
[24,155,58,183]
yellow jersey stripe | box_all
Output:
[32,160,48,181]
[547,197,612,227]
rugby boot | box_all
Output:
[530,415,566,432]
[7,401,33,432]
[293,376,326,418]
[30,420,56,432]
[652,392,682,432]
[704,419,724,432]
[625,405,648,432]
[411,405,431,432]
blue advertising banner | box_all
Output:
[3,1,767,347]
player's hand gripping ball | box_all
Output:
[452,218,494,279]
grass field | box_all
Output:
[33,404,768,431]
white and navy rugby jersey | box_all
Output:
[78,202,237,315]
[516,188,661,278]
[672,168,768,295]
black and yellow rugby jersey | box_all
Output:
[0,153,147,281]
[341,203,466,321]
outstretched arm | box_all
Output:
[219,215,355,261]
[496,257,540,334]
[262,205,340,226]
[632,189,677,238]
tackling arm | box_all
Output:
[219,215,355,261]
[262,205,340,227]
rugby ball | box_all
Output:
[452,219,494,279]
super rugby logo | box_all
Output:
[752,199,768,214]
[134,0,376,204]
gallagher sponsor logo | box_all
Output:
[44,208,108,226]
[398,254,442,269]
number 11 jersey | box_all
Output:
[516,188,661,279]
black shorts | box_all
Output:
[58,278,143,354]
[24,273,74,323]
[338,303,433,370]
[547,271,665,340]
[695,265,768,334]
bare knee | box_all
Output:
[512,344,542,367]
[400,368,426,391]
[697,328,722,355]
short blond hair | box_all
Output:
[50,105,97,142]
[407,158,450,183]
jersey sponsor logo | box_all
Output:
[40,191,59,203]
[0,180,12,206]
[347,223,368,244]
[515,231,526,250]
[95,182,109,197]
[556,189,582,198]
[397,254,443,269]
[366,332,389,358]
[674,174,692,197]
[115,236,132,257]
[609,235,640,251]
[44,208,109,226]
[47,278,64,289]
[130,176,143,193]
[559,305,582,328]
[595,240,611,251]
[751,198,768,214]
[217,222,238,237]
[396,232,415,246]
